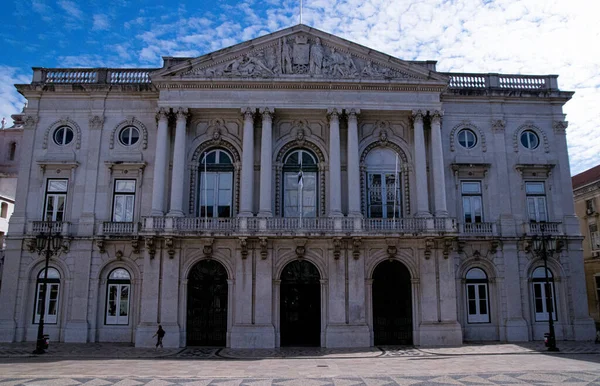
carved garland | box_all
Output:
[188,139,241,215]
[275,140,327,217]
[43,117,82,149]
[449,121,487,152]
[359,141,411,216]
[109,117,149,150]
[513,122,550,153]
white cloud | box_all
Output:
[57,0,83,20]
[0,67,30,127]
[93,14,110,31]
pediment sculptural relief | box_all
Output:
[184,34,421,80]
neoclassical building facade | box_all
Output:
[0,25,595,348]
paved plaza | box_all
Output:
[0,342,600,385]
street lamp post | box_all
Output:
[531,224,559,352]
[33,230,63,354]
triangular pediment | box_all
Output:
[152,25,448,85]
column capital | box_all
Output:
[156,107,169,122]
[175,107,189,121]
[259,107,275,117]
[345,108,361,119]
[241,107,256,119]
[327,107,341,121]
[431,109,444,124]
[412,109,425,121]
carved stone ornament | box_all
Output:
[89,115,104,130]
[156,107,169,122]
[110,117,149,150]
[443,238,453,259]
[239,237,248,260]
[115,250,123,259]
[96,238,105,254]
[490,240,500,254]
[424,238,435,259]
[431,110,444,124]
[145,237,156,259]
[203,245,213,258]
[553,120,568,134]
[61,237,71,254]
[333,238,342,260]
[183,34,421,80]
[131,237,140,254]
[491,119,506,133]
[23,115,38,130]
[387,245,397,260]
[295,246,306,258]
[26,238,36,253]
[292,119,310,145]
[352,237,361,260]
[165,237,175,258]
[43,117,82,149]
[259,237,268,260]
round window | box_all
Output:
[520,130,539,149]
[119,126,140,146]
[457,129,477,149]
[53,126,74,146]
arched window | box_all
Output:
[282,149,318,217]
[365,148,401,218]
[0,202,8,218]
[532,267,557,321]
[105,268,131,325]
[9,142,16,161]
[465,268,490,323]
[198,149,234,218]
[34,267,60,324]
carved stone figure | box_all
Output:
[282,39,293,74]
[309,38,324,75]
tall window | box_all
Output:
[465,268,490,323]
[461,181,483,223]
[532,267,557,321]
[112,180,136,222]
[198,149,234,217]
[44,179,68,222]
[365,148,401,218]
[595,275,600,317]
[526,182,548,223]
[9,142,16,161]
[105,268,131,325]
[586,199,596,214]
[0,202,8,218]
[283,149,317,217]
[34,267,60,324]
[589,223,600,250]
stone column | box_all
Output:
[412,110,430,217]
[346,109,362,217]
[135,243,161,347]
[167,107,188,217]
[151,108,170,216]
[328,108,342,217]
[430,110,448,217]
[239,107,255,216]
[258,108,274,217]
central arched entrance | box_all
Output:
[187,260,228,346]
[280,260,321,346]
[372,260,413,345]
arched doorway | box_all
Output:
[372,260,413,345]
[187,260,228,346]
[280,260,321,346]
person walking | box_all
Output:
[153,325,165,349]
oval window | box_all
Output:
[520,130,539,149]
[53,126,74,146]
[457,129,477,149]
[119,126,140,146]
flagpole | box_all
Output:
[299,154,303,227]
[203,152,208,224]
[393,153,398,220]
[300,0,303,24]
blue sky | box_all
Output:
[0,0,598,174]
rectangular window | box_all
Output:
[466,282,490,323]
[590,224,600,251]
[112,180,136,222]
[461,181,483,223]
[34,283,60,324]
[106,283,130,325]
[199,172,233,218]
[526,182,548,223]
[367,173,401,219]
[586,199,596,214]
[0,202,8,218]
[533,281,557,321]
[284,172,317,217]
[44,179,68,222]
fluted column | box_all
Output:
[346,108,361,217]
[430,110,448,217]
[328,108,342,217]
[258,107,274,217]
[239,107,256,216]
[151,108,170,216]
[167,107,188,217]
[413,109,431,217]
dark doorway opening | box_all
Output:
[186,260,228,346]
[373,260,413,345]
[280,260,321,346]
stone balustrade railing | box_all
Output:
[32,68,156,84]
[102,222,139,235]
[523,222,563,235]
[460,222,497,235]
[29,221,70,235]
[444,73,558,91]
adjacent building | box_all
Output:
[0,25,595,348]
[572,165,600,328]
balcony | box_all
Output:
[101,222,140,236]
[28,221,70,235]
[459,222,497,236]
[523,222,563,236]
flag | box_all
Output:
[297,170,304,190]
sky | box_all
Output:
[0,0,598,175]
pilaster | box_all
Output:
[159,240,182,347]
[239,107,256,217]
[258,107,274,217]
[328,108,342,217]
[167,107,188,217]
[346,108,362,217]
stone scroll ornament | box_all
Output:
[187,35,420,80]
